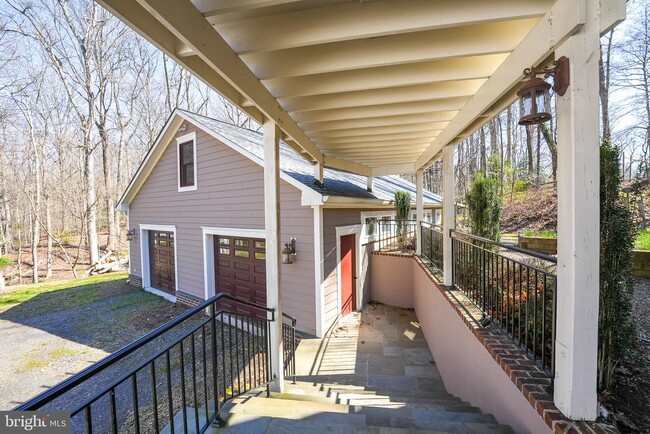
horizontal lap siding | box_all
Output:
[321,209,362,331]
[129,123,316,335]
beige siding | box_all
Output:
[321,209,363,330]
[129,122,316,335]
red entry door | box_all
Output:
[340,234,356,316]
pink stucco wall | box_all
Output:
[369,253,551,433]
[370,254,414,308]
[411,260,552,434]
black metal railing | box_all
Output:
[377,219,417,252]
[282,312,298,384]
[420,221,443,270]
[450,230,557,374]
[16,293,298,433]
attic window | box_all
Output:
[177,132,197,192]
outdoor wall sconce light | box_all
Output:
[282,238,297,264]
[178,124,188,132]
[517,56,570,126]
[126,228,136,241]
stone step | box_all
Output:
[269,390,338,404]
[357,406,498,428]
[336,391,463,403]
[212,414,458,433]
[224,396,366,425]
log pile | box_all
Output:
[86,251,129,275]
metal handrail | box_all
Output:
[450,229,557,264]
[16,293,276,411]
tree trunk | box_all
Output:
[46,198,53,279]
[86,148,99,266]
[540,124,558,181]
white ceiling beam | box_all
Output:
[241,18,539,79]
[280,79,486,113]
[196,0,303,17]
[301,112,458,133]
[323,156,372,176]
[264,55,507,99]
[97,0,264,125]
[309,122,448,139]
[290,97,470,123]
[135,0,325,167]
[373,164,417,176]
[322,140,432,150]
[214,0,552,54]
[318,132,438,146]
[600,0,626,35]
[416,0,587,169]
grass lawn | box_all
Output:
[0,272,190,410]
[635,229,650,250]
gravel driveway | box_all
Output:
[0,273,192,410]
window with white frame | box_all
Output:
[177,132,197,191]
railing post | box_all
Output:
[442,145,455,286]
[416,169,424,255]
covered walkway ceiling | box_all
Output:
[99,0,624,176]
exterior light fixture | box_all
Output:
[517,56,570,126]
[126,228,136,241]
[282,238,297,264]
[178,124,188,132]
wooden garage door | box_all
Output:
[149,231,175,294]
[215,236,266,318]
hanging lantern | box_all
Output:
[517,77,551,126]
[517,56,570,126]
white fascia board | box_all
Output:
[117,111,184,208]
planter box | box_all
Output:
[517,235,557,255]
[632,250,650,277]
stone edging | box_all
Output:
[372,251,415,258]
[413,256,619,434]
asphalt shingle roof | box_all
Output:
[181,110,442,206]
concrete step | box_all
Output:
[269,390,337,404]
[357,406,498,430]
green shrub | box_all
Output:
[634,229,650,250]
[0,256,12,272]
[598,139,636,390]
[466,173,503,241]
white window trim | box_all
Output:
[202,226,266,301]
[139,224,178,303]
[177,131,197,192]
[335,224,363,318]
[360,211,394,244]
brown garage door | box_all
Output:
[215,235,266,318]
[149,231,175,295]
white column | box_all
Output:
[313,162,324,187]
[442,145,455,286]
[367,176,374,192]
[553,0,600,420]
[415,169,424,255]
[263,120,284,392]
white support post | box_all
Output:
[442,145,455,286]
[553,0,600,421]
[263,119,284,392]
[313,162,324,187]
[367,176,374,192]
[416,169,424,256]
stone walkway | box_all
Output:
[294,303,446,394]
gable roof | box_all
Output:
[118,109,442,210]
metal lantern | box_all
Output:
[282,238,296,264]
[126,228,136,241]
[517,77,551,126]
[517,56,570,126]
